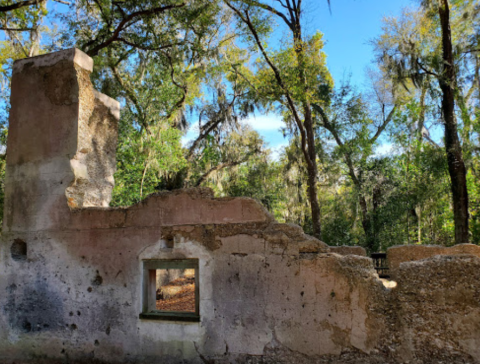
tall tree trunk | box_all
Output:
[409,208,419,244]
[303,102,322,238]
[417,206,422,244]
[438,0,469,244]
[417,79,427,144]
[372,185,382,250]
[225,0,322,238]
[359,195,375,252]
[293,19,321,239]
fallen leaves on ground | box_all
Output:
[156,276,196,312]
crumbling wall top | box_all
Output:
[387,243,480,279]
[12,48,93,74]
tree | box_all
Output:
[76,1,268,203]
[375,1,476,244]
[0,0,67,14]
[224,0,333,239]
[311,77,399,251]
[72,0,211,57]
[434,0,469,244]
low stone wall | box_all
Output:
[386,255,480,363]
[387,244,480,279]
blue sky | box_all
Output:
[317,0,415,87]
[0,0,418,156]
[216,0,418,158]
[35,0,418,157]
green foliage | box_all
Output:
[253,32,333,106]
[206,156,284,215]
[111,118,187,206]
[0,0,479,251]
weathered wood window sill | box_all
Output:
[139,312,200,322]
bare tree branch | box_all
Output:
[274,0,288,10]
[116,37,183,51]
[85,3,185,56]
[369,105,396,144]
[110,64,152,135]
[225,0,315,171]
[186,96,238,162]
[0,0,45,13]
[194,149,260,187]
[240,0,293,30]
[164,51,188,125]
[0,26,36,31]
[415,59,439,78]
[315,103,360,187]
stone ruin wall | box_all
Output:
[387,243,480,279]
[0,49,479,364]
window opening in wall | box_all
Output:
[156,268,196,312]
[140,259,200,322]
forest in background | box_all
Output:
[0,0,479,253]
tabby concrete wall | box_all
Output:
[0,49,479,364]
[386,255,480,363]
[387,243,480,280]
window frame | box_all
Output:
[139,259,200,322]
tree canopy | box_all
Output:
[0,0,480,251]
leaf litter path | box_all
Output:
[156,276,195,312]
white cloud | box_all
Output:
[375,143,393,157]
[243,114,284,131]
[181,113,286,148]
[181,130,197,147]
[269,142,289,161]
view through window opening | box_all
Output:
[140,259,200,322]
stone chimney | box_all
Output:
[4,48,120,233]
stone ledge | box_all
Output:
[13,48,93,74]
[387,243,480,279]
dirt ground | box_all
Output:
[156,275,196,312]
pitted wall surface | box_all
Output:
[0,49,479,364]
[387,243,480,279]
